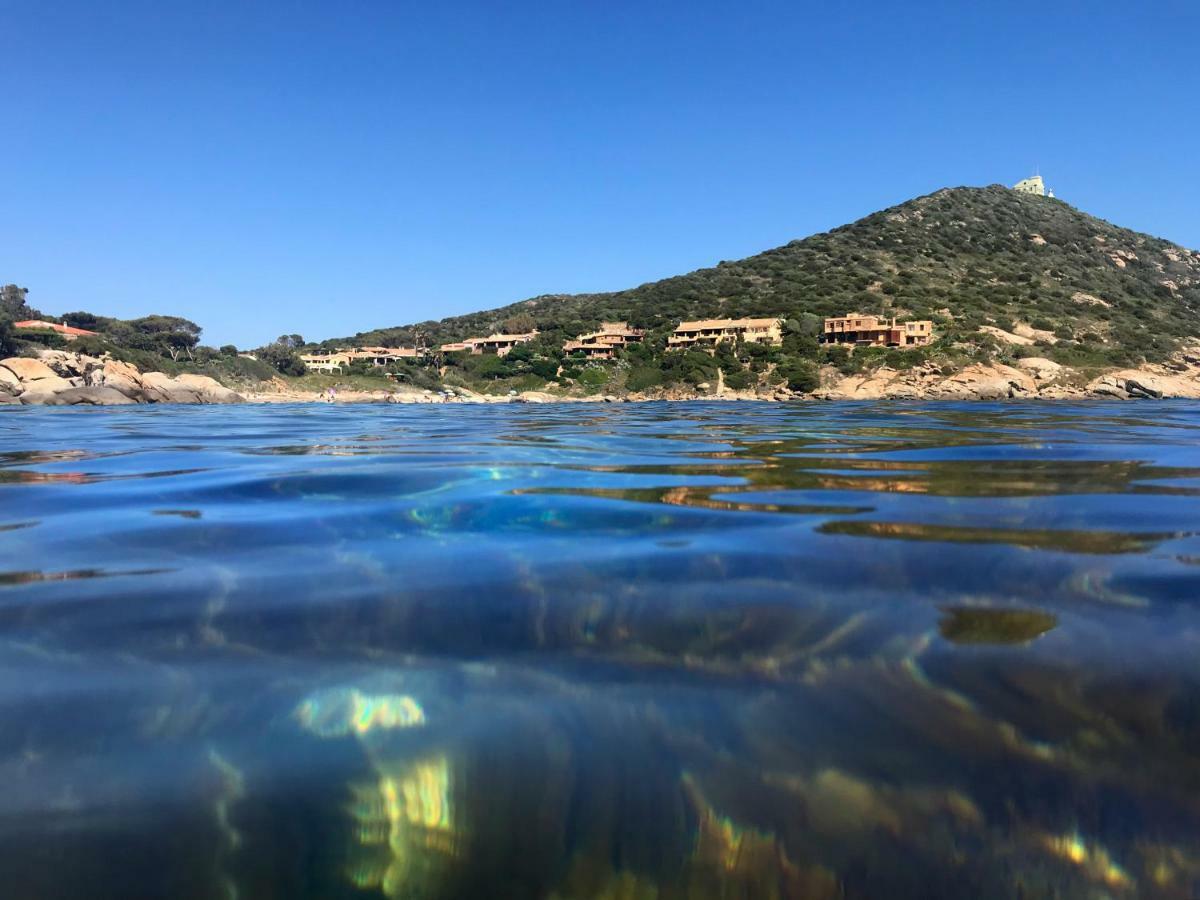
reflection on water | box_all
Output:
[1,401,1199,898]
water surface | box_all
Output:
[1,401,1199,898]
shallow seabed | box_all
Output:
[1,401,1199,899]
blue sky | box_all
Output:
[4,0,1198,347]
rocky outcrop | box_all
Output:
[814,362,1038,401]
[0,352,245,406]
[928,364,1037,400]
[978,324,1057,346]
[40,386,140,406]
[808,340,1200,401]
[86,359,145,400]
[1086,369,1200,400]
[1015,357,1063,380]
[0,356,78,404]
[173,374,244,404]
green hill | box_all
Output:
[328,185,1200,375]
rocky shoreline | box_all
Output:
[0,351,243,406]
[5,348,1200,407]
[811,350,1200,401]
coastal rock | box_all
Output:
[1,357,65,384]
[137,372,207,404]
[2,355,247,406]
[1016,357,1062,379]
[86,359,146,400]
[1088,369,1200,400]
[929,364,1036,400]
[36,349,103,378]
[39,386,139,406]
[173,374,244,403]
[0,365,23,395]
[1089,376,1130,400]
[1036,383,1087,399]
[516,391,558,403]
[815,367,902,400]
[1093,385,1130,400]
[2,356,76,402]
[1124,378,1163,400]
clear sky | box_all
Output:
[4,1,1198,347]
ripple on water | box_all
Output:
[0,401,1198,898]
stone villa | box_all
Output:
[822,314,934,348]
[668,318,783,349]
[562,322,645,360]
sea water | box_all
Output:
[1,401,1198,899]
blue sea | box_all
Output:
[1,401,1199,899]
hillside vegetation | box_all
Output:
[322,186,1200,393]
[7,186,1199,398]
[0,285,280,386]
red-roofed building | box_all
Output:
[13,320,100,342]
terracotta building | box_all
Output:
[438,331,538,357]
[668,317,783,349]
[822,314,933,348]
[299,346,427,373]
[350,347,427,365]
[562,322,645,359]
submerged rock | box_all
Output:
[938,607,1058,645]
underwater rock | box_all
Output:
[938,607,1058,645]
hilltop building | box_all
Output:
[438,331,538,357]
[563,322,645,360]
[14,319,99,342]
[1012,175,1054,198]
[822,314,933,348]
[668,317,783,350]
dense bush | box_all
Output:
[255,342,307,376]
[625,366,664,392]
[776,359,819,393]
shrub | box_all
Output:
[723,369,753,390]
[776,359,819,392]
[530,358,559,380]
[626,366,664,392]
[579,367,608,388]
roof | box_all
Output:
[473,332,537,342]
[673,317,782,332]
[566,322,645,346]
[564,340,614,351]
[350,347,425,357]
[14,319,99,337]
